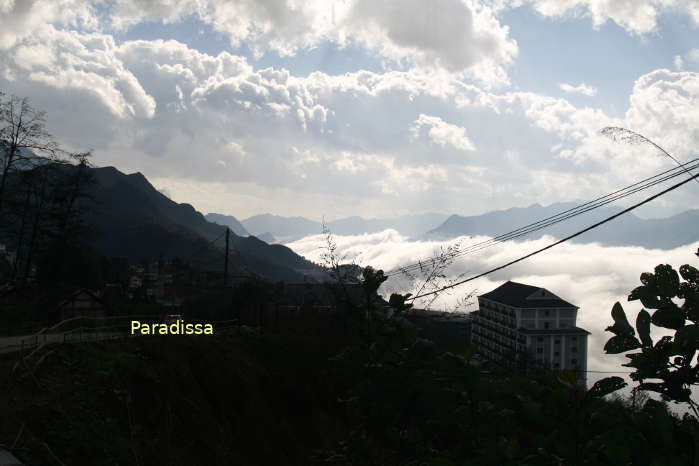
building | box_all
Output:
[471,281,589,383]
[54,289,108,321]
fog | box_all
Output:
[288,230,699,409]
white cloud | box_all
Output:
[1,24,698,219]
[528,0,699,34]
[0,0,518,82]
[522,0,699,35]
[674,55,684,71]
[559,82,598,97]
[287,230,699,408]
[411,114,476,152]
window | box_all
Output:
[572,336,577,342]
[545,310,550,316]
[554,362,560,368]
[554,351,559,356]
[537,337,543,342]
[537,348,543,354]
[571,358,577,365]
[554,339,560,345]
[571,347,577,353]
[544,322,550,329]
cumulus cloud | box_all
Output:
[523,0,699,35]
[0,0,518,82]
[1,21,697,219]
[559,82,597,97]
[411,114,476,152]
[287,230,699,406]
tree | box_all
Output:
[0,93,61,215]
[601,248,699,416]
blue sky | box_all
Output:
[0,0,698,220]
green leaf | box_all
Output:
[588,376,627,398]
[654,264,680,297]
[636,309,652,347]
[604,335,641,354]
[606,302,635,336]
[462,345,476,362]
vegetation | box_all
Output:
[601,248,699,416]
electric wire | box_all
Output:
[407,170,699,302]
[387,158,699,278]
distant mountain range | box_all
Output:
[84,167,324,282]
[208,202,698,250]
[205,212,451,243]
[425,202,699,249]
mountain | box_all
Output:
[255,232,277,244]
[240,213,450,242]
[426,202,699,249]
[242,214,322,241]
[204,213,250,236]
[84,166,323,281]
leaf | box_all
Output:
[674,324,699,352]
[654,264,680,297]
[628,285,661,309]
[636,309,652,347]
[679,264,699,283]
[588,376,627,398]
[604,335,641,354]
[651,304,685,330]
[606,302,635,336]
[462,345,476,362]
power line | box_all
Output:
[407,170,699,302]
[388,158,699,278]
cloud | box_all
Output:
[559,82,598,97]
[688,48,699,63]
[522,0,699,35]
[287,230,699,408]
[0,0,518,82]
[1,25,697,219]
[673,55,684,71]
[411,114,476,152]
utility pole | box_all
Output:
[224,227,229,287]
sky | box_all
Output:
[0,0,698,221]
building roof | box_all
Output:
[479,281,576,309]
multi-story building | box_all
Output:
[471,281,589,383]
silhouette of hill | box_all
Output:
[239,212,450,242]
[204,213,250,236]
[85,166,322,281]
[426,202,699,249]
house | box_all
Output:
[471,281,589,383]
[54,289,108,321]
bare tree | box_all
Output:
[0,93,61,214]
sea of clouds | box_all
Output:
[288,230,699,408]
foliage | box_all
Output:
[601,248,699,416]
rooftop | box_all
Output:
[479,281,577,309]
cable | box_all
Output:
[387,158,699,278]
[407,171,699,302]
[389,159,699,277]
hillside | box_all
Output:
[85,166,322,281]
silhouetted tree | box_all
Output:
[0,93,62,215]
[601,248,699,416]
